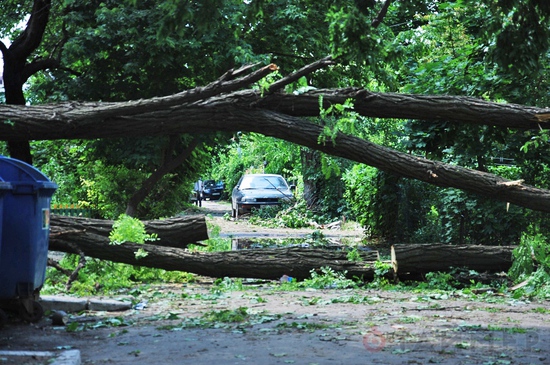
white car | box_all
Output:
[231,174,295,218]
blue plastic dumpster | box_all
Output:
[0,177,12,251]
[0,156,57,322]
[0,178,12,326]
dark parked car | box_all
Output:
[202,180,225,200]
[231,174,295,218]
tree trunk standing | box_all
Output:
[125,137,200,217]
[300,147,347,214]
[0,0,52,164]
[50,215,209,249]
[300,148,323,210]
[370,171,402,240]
[3,49,33,164]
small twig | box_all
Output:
[65,243,87,291]
[47,258,72,276]
[267,56,335,93]
[406,306,463,311]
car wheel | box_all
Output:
[237,205,243,218]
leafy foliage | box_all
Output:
[248,199,336,229]
[509,232,550,299]
[202,307,249,323]
[109,214,158,259]
[301,267,358,289]
[44,255,194,296]
[211,132,301,194]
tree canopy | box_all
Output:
[2,0,550,244]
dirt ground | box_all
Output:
[1,200,549,364]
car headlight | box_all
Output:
[241,196,257,202]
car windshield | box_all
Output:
[204,180,223,188]
[239,175,288,190]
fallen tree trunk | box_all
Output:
[48,233,385,280]
[1,60,550,212]
[391,244,516,276]
[48,222,517,281]
[50,215,209,249]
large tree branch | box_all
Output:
[2,63,278,123]
[218,63,262,81]
[1,58,550,212]
[0,88,548,140]
[10,0,52,60]
[0,96,548,211]
[257,88,550,130]
[22,58,62,82]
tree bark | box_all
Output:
[258,89,550,130]
[300,148,323,210]
[3,104,550,213]
[2,102,549,212]
[391,244,515,276]
[48,215,516,280]
[50,215,209,249]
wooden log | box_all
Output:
[48,231,385,280]
[50,215,209,249]
[392,244,516,276]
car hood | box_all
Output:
[236,188,293,199]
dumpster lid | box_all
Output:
[0,155,58,190]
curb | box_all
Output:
[40,295,132,313]
[0,349,81,365]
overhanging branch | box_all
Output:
[1,87,548,136]
[1,60,550,212]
